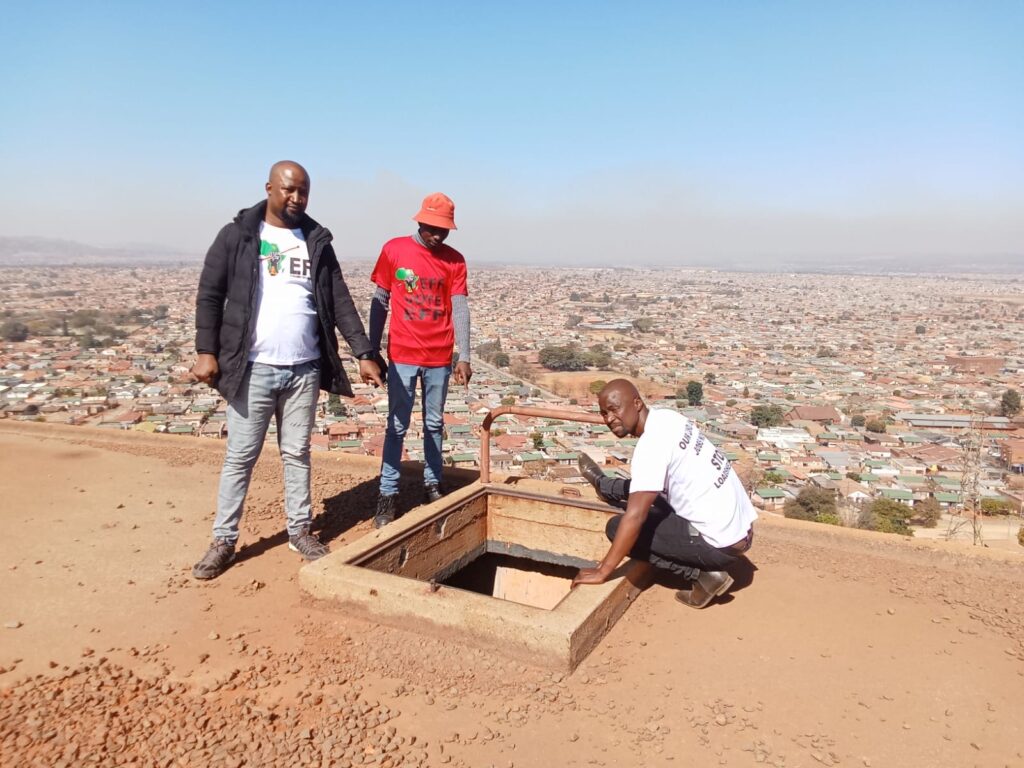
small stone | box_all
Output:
[886,608,896,616]
[4,620,23,629]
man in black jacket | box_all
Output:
[191,161,383,580]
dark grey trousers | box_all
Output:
[598,476,740,578]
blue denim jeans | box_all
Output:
[379,361,451,496]
[213,360,321,544]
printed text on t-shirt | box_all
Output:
[678,423,733,489]
[400,274,447,322]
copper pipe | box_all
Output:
[479,405,606,483]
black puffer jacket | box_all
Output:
[195,200,373,402]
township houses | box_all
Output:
[2,265,1023,523]
[785,405,844,425]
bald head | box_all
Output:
[599,379,640,403]
[597,379,648,438]
[268,160,308,183]
[265,160,310,228]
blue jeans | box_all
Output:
[380,361,451,496]
[213,360,321,544]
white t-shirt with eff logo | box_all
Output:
[249,222,319,365]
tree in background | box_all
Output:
[750,404,785,427]
[1,320,29,342]
[915,324,926,334]
[980,498,1014,516]
[865,418,887,433]
[530,432,544,450]
[1000,389,1021,417]
[633,317,654,333]
[704,371,717,384]
[584,344,611,368]
[326,394,346,416]
[864,498,913,535]
[589,379,607,395]
[763,470,786,485]
[685,380,704,406]
[910,497,941,528]
[851,414,866,427]
[784,487,838,525]
[539,345,588,371]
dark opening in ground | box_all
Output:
[441,553,577,610]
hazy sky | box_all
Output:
[2,1,1021,266]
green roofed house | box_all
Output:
[330,439,363,452]
[754,487,786,511]
[933,492,963,508]
[879,487,914,504]
[517,452,546,464]
[446,452,477,468]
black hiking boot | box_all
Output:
[374,494,398,529]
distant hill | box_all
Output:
[0,236,201,266]
[721,251,1024,276]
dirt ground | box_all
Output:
[1,422,1023,768]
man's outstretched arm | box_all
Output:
[572,489,659,586]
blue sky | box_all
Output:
[2,1,1021,266]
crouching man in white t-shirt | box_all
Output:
[572,379,758,608]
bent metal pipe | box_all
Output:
[479,406,605,483]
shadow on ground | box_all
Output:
[315,463,478,545]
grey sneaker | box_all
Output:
[288,526,329,561]
[374,494,398,529]
[192,539,236,580]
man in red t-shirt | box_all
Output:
[369,193,472,527]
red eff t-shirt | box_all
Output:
[371,236,468,367]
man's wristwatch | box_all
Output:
[357,351,376,360]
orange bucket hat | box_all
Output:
[413,192,457,230]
